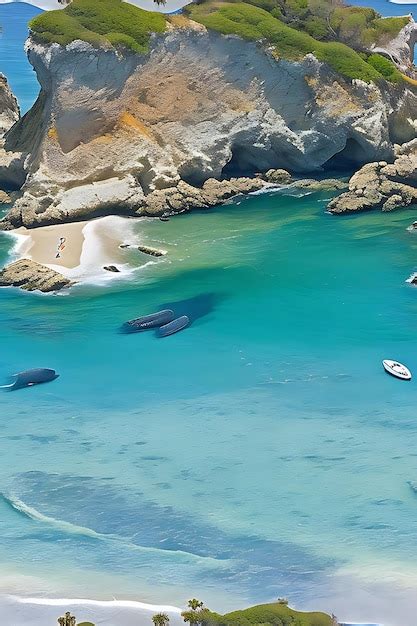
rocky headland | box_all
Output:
[0,0,416,291]
[327,139,417,214]
[0,0,415,230]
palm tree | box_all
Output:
[187,600,204,611]
[58,613,76,626]
[152,613,170,626]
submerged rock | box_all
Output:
[137,245,166,257]
[290,178,348,191]
[0,259,72,292]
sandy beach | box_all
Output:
[1,594,183,626]
[11,216,142,282]
[14,221,88,269]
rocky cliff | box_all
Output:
[328,139,417,213]
[1,19,417,228]
[0,74,19,137]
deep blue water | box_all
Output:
[1,4,417,626]
[0,2,42,113]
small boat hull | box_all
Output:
[382,359,412,380]
[123,309,175,332]
[157,315,190,338]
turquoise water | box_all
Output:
[1,193,417,625]
[2,3,417,625]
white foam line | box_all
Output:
[8,595,182,613]
[53,216,145,285]
[1,230,32,261]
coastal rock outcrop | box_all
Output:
[0,74,19,137]
[372,20,417,73]
[327,142,417,214]
[0,258,73,292]
[1,23,416,228]
[0,75,24,191]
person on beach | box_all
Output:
[56,236,66,259]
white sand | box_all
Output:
[1,594,183,626]
[11,216,143,284]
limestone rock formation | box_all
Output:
[0,258,73,292]
[372,20,417,73]
[265,169,292,185]
[141,177,265,217]
[327,143,417,214]
[0,24,416,229]
[0,75,23,191]
[0,74,19,137]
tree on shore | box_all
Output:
[58,613,76,626]
[181,599,206,626]
[152,613,170,626]
[187,599,204,611]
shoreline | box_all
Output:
[6,215,148,285]
[1,594,184,626]
[0,590,386,626]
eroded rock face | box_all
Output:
[1,26,416,229]
[327,142,417,214]
[372,19,417,72]
[0,74,24,190]
[0,74,19,137]
[141,177,265,217]
[0,258,73,292]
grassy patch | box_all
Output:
[367,53,403,82]
[30,0,166,53]
[198,602,334,626]
[187,1,382,82]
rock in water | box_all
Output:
[0,259,73,292]
[328,144,417,214]
[0,190,11,203]
[103,265,120,272]
[137,245,166,257]
[265,169,292,184]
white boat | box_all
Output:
[382,359,412,380]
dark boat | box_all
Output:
[123,309,175,332]
[157,315,190,338]
[1,368,59,391]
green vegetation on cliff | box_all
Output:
[29,0,409,84]
[29,0,166,53]
[187,1,402,82]
[196,0,408,48]
[185,602,335,626]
